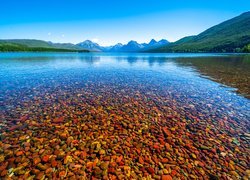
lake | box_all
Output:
[0,53,249,179]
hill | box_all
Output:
[0,39,89,52]
[149,11,250,53]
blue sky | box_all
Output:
[0,0,249,46]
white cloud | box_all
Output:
[48,32,51,36]
[62,34,65,37]
[91,38,99,43]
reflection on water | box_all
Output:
[0,53,249,179]
[0,53,249,117]
[174,55,250,98]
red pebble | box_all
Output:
[171,170,177,176]
[42,155,50,163]
[139,156,144,164]
[52,117,64,123]
[147,167,155,174]
[51,160,58,167]
[162,175,173,180]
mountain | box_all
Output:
[0,39,89,52]
[0,38,169,52]
[48,42,79,50]
[1,12,249,53]
[149,11,250,53]
[158,39,170,45]
[0,42,89,52]
[105,39,169,52]
[108,43,123,52]
[142,39,169,51]
[118,40,145,52]
[75,39,169,52]
[148,39,157,46]
[76,40,104,52]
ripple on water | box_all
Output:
[0,53,249,179]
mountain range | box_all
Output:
[0,11,249,53]
[0,39,169,52]
[76,39,169,52]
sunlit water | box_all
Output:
[0,53,249,122]
[0,53,249,179]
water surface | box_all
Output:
[0,53,249,179]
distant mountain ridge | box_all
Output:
[0,39,169,52]
[1,11,249,53]
[149,11,250,53]
[75,39,169,52]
